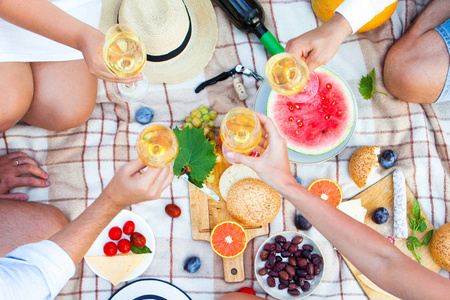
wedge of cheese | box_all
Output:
[337,199,367,223]
[86,254,146,286]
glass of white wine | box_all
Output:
[103,24,149,101]
[220,107,262,160]
[265,52,319,102]
[136,124,179,168]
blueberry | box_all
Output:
[380,149,397,169]
[295,213,312,230]
[372,207,389,224]
[294,176,302,186]
[135,107,154,124]
[184,256,201,273]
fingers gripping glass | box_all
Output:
[265,53,318,102]
[103,24,149,101]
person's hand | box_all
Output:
[102,159,174,208]
[224,112,294,191]
[285,13,352,71]
[78,28,144,84]
[0,152,49,200]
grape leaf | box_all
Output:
[173,126,217,185]
[358,68,388,100]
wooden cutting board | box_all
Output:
[189,146,268,282]
[342,172,441,299]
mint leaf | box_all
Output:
[421,230,434,246]
[406,236,421,247]
[419,220,427,232]
[413,199,421,220]
[131,244,152,254]
[173,126,217,183]
[358,68,388,100]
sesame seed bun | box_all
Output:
[349,146,380,188]
[226,178,280,227]
[219,164,259,201]
[431,222,450,271]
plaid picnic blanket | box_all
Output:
[1,0,449,299]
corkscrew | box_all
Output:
[194,65,264,100]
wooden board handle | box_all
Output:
[223,255,245,282]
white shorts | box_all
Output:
[0,0,102,62]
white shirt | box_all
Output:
[336,0,398,34]
[0,240,75,300]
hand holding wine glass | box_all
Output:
[285,13,352,72]
[136,124,179,168]
[103,24,149,101]
[265,52,319,102]
[77,28,143,84]
[220,107,262,161]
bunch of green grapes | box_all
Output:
[183,104,218,143]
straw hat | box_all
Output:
[100,0,218,83]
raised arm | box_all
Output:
[285,0,396,71]
[0,0,141,83]
[223,112,450,300]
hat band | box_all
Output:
[146,0,192,63]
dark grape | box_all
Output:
[372,207,389,224]
[135,107,154,124]
[184,256,201,273]
[380,149,397,168]
[295,213,312,230]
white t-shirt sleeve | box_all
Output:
[335,0,397,34]
[0,240,75,300]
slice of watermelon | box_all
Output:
[267,67,356,156]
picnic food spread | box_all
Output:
[4,0,449,299]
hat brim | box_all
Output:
[99,0,218,84]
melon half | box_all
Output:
[267,67,355,156]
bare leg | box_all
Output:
[0,62,34,133]
[23,59,97,131]
[383,0,450,104]
[0,200,68,256]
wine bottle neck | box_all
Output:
[252,23,268,39]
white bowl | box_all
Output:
[255,231,325,299]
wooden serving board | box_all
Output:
[342,173,441,299]
[189,146,268,282]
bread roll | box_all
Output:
[431,222,450,271]
[349,146,380,188]
[226,178,280,227]
[219,164,259,201]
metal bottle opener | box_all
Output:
[194,65,264,97]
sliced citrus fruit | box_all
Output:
[308,178,343,208]
[210,221,248,258]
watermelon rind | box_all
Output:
[266,67,356,156]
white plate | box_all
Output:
[109,278,191,300]
[255,231,325,300]
[85,210,155,284]
[253,66,357,164]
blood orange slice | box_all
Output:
[210,221,248,258]
[308,178,343,208]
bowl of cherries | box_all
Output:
[255,231,325,299]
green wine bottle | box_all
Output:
[213,0,284,55]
